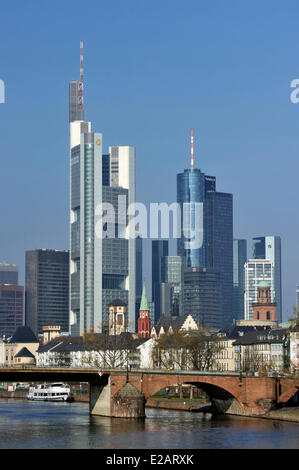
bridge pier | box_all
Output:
[89,376,111,416]
[89,377,146,418]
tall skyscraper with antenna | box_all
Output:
[69,41,136,335]
[177,130,233,329]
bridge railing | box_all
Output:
[0,364,296,378]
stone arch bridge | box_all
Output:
[0,367,297,418]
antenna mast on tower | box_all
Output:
[191,129,194,169]
[77,38,84,114]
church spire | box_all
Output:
[140,282,149,311]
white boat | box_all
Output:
[27,383,74,402]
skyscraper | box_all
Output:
[69,127,136,335]
[177,168,206,267]
[252,236,282,323]
[0,285,24,336]
[176,131,233,329]
[233,239,247,321]
[136,237,143,300]
[205,191,233,329]
[183,266,222,330]
[161,255,184,316]
[0,263,18,285]
[69,42,136,335]
[25,249,69,335]
[152,240,168,321]
[244,259,275,321]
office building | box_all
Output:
[136,237,143,299]
[233,239,247,321]
[69,127,136,335]
[69,42,136,335]
[183,266,222,330]
[152,240,168,321]
[0,263,18,285]
[205,191,233,328]
[252,236,282,323]
[25,249,69,335]
[0,285,24,336]
[161,256,184,316]
[177,169,206,267]
[176,132,233,329]
[244,259,274,321]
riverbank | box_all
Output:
[146,397,211,412]
[146,397,299,423]
[0,391,298,423]
[0,390,89,402]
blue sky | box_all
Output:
[1,0,299,320]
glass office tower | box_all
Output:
[233,239,247,321]
[26,249,69,335]
[161,255,185,316]
[152,240,168,321]
[69,119,136,334]
[205,191,233,329]
[252,236,282,323]
[177,169,206,267]
[176,163,233,329]
[183,266,222,330]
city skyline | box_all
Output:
[1,1,299,321]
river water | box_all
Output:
[0,399,298,449]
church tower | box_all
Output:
[252,280,276,321]
[138,283,151,338]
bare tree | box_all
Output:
[82,332,138,369]
[152,326,223,371]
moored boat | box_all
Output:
[27,383,74,402]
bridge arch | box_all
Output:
[145,377,244,415]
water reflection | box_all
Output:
[0,399,298,449]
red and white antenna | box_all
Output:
[77,38,84,112]
[191,129,194,169]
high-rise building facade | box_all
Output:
[69,80,83,123]
[252,236,282,323]
[233,239,247,321]
[25,249,69,335]
[205,191,233,328]
[183,266,222,330]
[0,285,24,336]
[161,256,184,316]
[176,136,233,329]
[244,259,275,321]
[136,237,143,299]
[177,169,206,267]
[69,54,136,336]
[0,263,18,285]
[152,240,168,321]
[69,123,136,335]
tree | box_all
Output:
[151,325,223,371]
[82,332,139,369]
